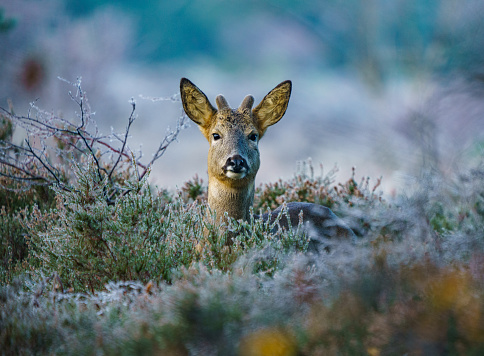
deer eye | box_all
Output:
[212,133,221,141]
[249,133,258,141]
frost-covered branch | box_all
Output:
[0,77,187,202]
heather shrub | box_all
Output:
[22,159,310,292]
[0,183,56,284]
[255,161,389,240]
[0,207,27,284]
[0,77,188,286]
[255,162,382,210]
[254,162,340,211]
[0,113,58,283]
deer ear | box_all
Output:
[253,80,291,137]
[180,78,216,127]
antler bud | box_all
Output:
[216,95,230,110]
[239,95,254,110]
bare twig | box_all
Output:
[139,109,188,181]
[0,77,187,203]
[24,139,70,191]
[108,98,136,181]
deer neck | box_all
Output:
[207,177,254,222]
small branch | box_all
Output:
[76,127,106,182]
[139,111,188,181]
[25,139,61,186]
[97,139,147,170]
[0,107,78,136]
[0,160,47,182]
[108,99,136,181]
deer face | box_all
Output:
[207,106,260,186]
[180,78,291,188]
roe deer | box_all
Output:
[180,78,355,253]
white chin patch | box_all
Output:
[226,171,246,179]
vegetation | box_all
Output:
[1,90,484,355]
[2,1,484,353]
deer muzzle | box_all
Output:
[223,154,248,179]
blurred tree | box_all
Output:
[0,8,16,32]
[59,0,484,80]
[64,0,252,62]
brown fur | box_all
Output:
[180,78,355,252]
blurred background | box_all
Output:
[1,0,484,193]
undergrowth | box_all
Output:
[16,160,310,293]
[2,95,484,355]
[2,157,484,355]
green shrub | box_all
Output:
[0,78,189,287]
[0,166,56,284]
[23,160,309,292]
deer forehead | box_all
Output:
[211,109,258,134]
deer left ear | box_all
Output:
[253,80,292,137]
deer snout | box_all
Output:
[228,154,246,168]
[223,154,248,178]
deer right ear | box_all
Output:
[180,78,216,127]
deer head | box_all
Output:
[180,78,292,221]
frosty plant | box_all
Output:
[0,77,188,203]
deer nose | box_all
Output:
[226,155,247,172]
